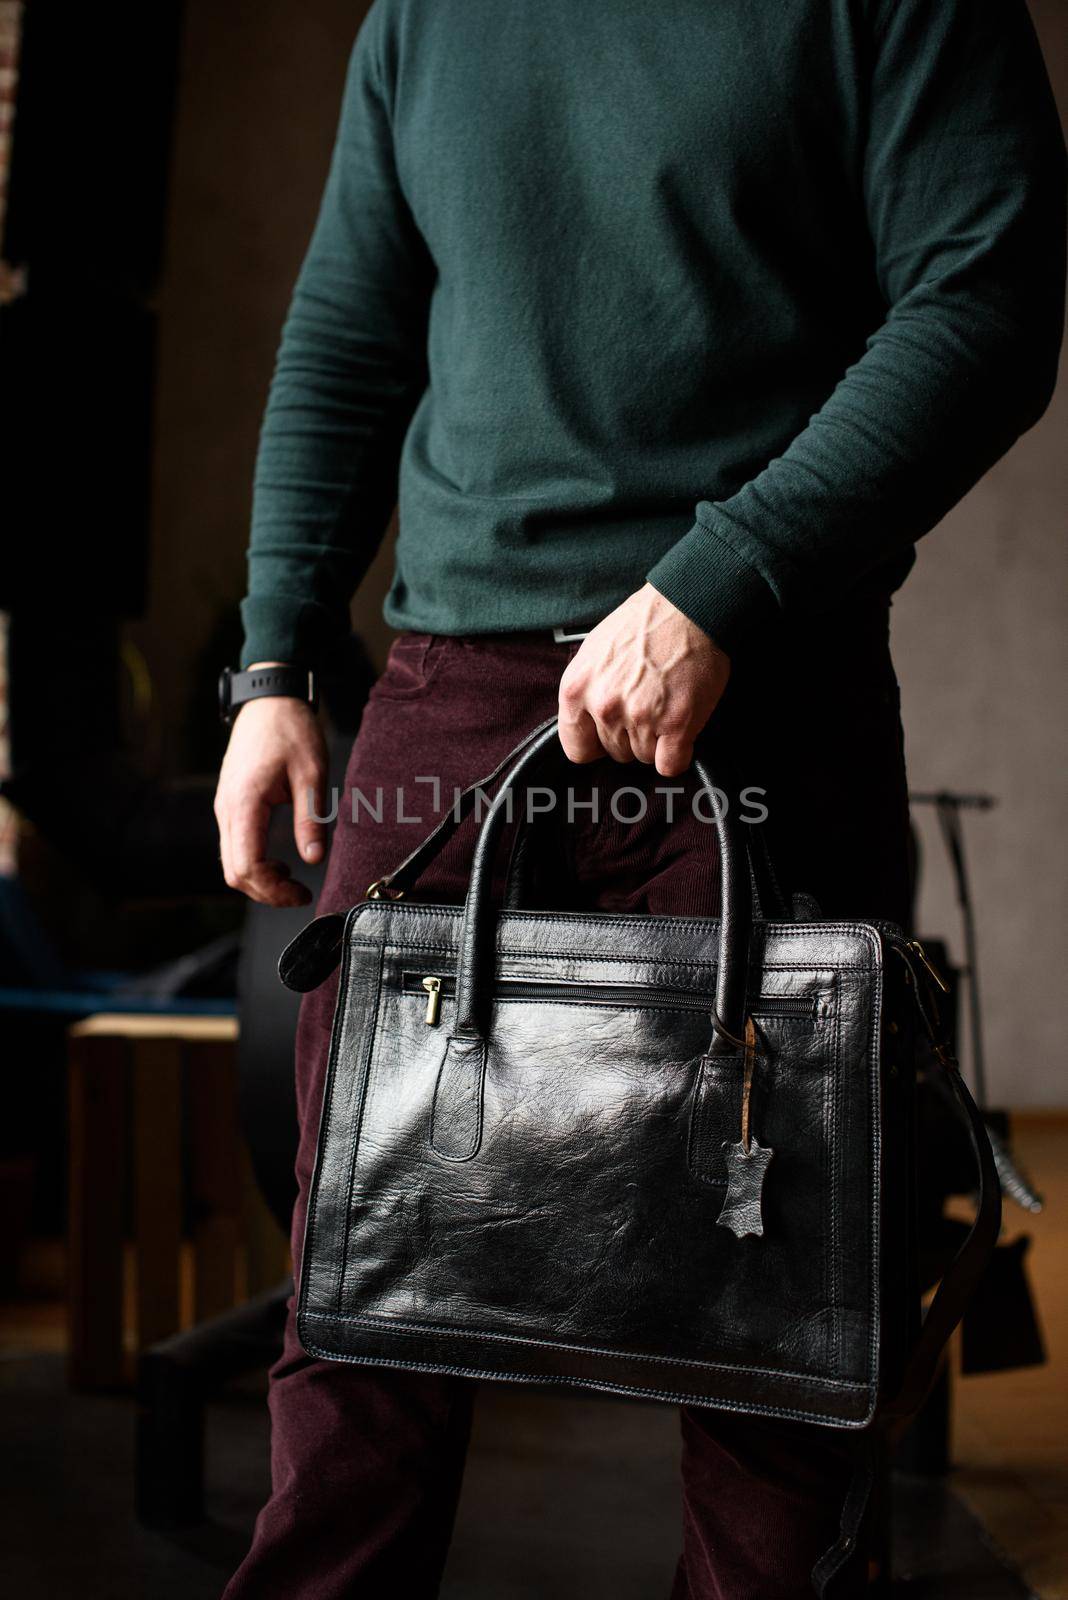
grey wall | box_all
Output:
[893,2,1067,1108]
[893,393,1067,1109]
[141,1,1067,1103]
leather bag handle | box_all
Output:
[367,713,786,923]
[502,790,792,922]
[279,717,764,999]
[447,719,751,1050]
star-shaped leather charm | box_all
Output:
[716,1136,774,1238]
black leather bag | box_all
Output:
[280,717,998,1433]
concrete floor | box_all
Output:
[0,1355,1035,1600]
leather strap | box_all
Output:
[811,1434,877,1595]
[443,720,751,1048]
[745,824,792,922]
[278,716,563,994]
[811,1034,1000,1595]
[369,714,560,900]
[501,781,792,922]
[882,1049,1001,1423]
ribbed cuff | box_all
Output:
[239,594,325,671]
[645,512,779,656]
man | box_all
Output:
[215,2,1065,1594]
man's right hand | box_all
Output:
[214,673,328,906]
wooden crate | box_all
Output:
[67,1013,288,1389]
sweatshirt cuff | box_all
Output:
[645,511,780,656]
[239,594,336,671]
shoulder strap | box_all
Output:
[881,948,1002,1424]
[813,964,1001,1596]
[278,718,559,992]
[883,1055,1001,1423]
[369,714,560,900]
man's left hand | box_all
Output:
[558,584,731,777]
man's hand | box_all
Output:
[214,671,328,906]
[558,584,730,777]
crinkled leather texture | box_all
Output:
[296,901,916,1426]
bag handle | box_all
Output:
[446,719,751,1049]
[501,786,792,922]
[279,716,764,997]
[369,714,789,922]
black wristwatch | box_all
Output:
[218,664,318,725]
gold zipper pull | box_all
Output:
[422,976,442,1026]
[909,940,950,994]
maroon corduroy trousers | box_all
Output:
[223,612,910,1600]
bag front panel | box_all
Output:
[297,904,884,1424]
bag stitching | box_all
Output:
[367,902,887,944]
[299,1307,869,1389]
[333,939,386,1314]
[430,1037,486,1161]
[828,986,843,1371]
[865,964,885,1388]
[350,935,877,976]
[294,1337,875,1425]
[297,911,359,1320]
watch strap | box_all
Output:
[220,665,317,723]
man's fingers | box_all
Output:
[216,794,235,891]
[226,790,310,904]
[595,720,633,764]
[626,721,658,765]
[561,684,695,773]
[654,733,694,779]
[213,697,328,906]
[224,792,312,906]
[560,659,632,764]
[290,762,328,865]
[226,789,271,887]
[219,765,324,905]
[558,701,603,764]
[245,859,313,908]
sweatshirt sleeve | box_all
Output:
[647,0,1067,654]
[239,3,433,669]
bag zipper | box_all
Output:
[400,971,817,1028]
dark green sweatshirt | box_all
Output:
[240,0,1066,669]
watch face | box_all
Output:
[218,667,233,720]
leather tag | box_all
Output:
[717,1138,774,1238]
[716,1017,774,1238]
